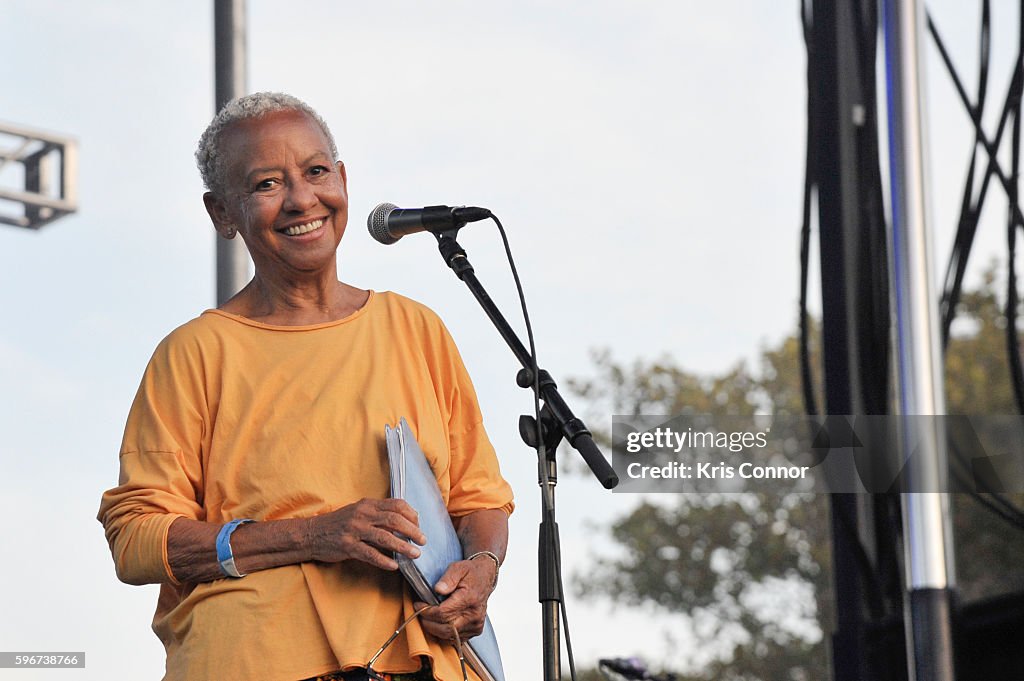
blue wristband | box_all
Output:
[216,519,254,578]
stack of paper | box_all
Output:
[385,417,506,681]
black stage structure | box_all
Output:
[803,1,1024,679]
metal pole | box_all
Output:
[881,1,956,680]
[812,1,869,676]
[214,0,250,305]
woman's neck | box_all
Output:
[220,272,369,326]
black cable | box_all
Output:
[945,431,1024,531]
[1007,0,1024,417]
[852,0,899,615]
[936,1,991,348]
[491,215,578,681]
[851,0,891,418]
[799,0,820,418]
[799,0,892,620]
[949,469,1024,533]
[965,488,1024,532]
[558,560,578,681]
[929,4,1024,355]
[928,18,1024,232]
[832,494,888,618]
[927,2,1024,532]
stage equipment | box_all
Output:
[0,121,77,230]
[213,0,251,305]
[882,1,957,679]
[371,206,617,681]
[806,0,963,678]
[804,2,903,679]
[367,203,492,244]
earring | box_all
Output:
[224,226,236,239]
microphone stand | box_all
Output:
[433,229,618,681]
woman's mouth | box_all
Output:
[280,218,325,236]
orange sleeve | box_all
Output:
[447,419,514,517]
[97,329,207,585]
[430,317,515,517]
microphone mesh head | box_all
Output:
[367,202,399,244]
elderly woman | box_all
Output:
[98,92,513,681]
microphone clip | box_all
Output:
[420,205,465,230]
[435,230,475,280]
[423,205,492,231]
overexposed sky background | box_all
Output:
[0,1,1017,679]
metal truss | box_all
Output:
[0,121,77,229]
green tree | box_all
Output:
[570,268,1024,680]
[944,267,1024,602]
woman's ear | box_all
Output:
[336,160,347,191]
[203,192,236,239]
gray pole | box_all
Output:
[881,1,956,680]
[214,0,251,305]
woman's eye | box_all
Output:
[255,179,276,191]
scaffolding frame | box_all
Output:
[0,122,78,229]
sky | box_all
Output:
[0,1,1018,679]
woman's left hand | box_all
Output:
[414,556,499,641]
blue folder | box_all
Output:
[385,417,506,681]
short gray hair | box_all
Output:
[195,92,339,195]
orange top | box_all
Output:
[97,291,514,681]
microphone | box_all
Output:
[367,203,492,245]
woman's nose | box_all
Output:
[283,179,317,212]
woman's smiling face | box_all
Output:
[204,108,349,279]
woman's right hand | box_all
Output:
[308,498,427,570]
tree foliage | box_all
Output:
[944,267,1024,602]
[570,268,1024,680]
